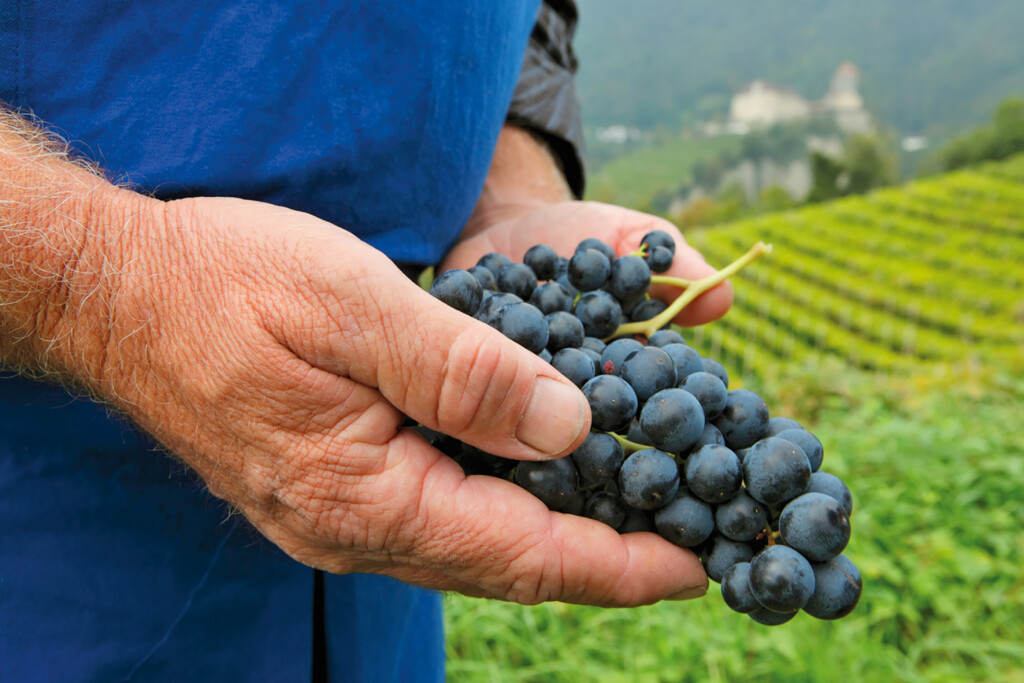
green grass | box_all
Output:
[585,135,741,210]
[444,374,1024,682]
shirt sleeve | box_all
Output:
[507,0,586,198]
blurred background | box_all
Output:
[446,2,1024,680]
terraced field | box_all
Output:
[684,153,1024,378]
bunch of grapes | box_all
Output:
[427,232,861,625]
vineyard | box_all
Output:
[683,153,1024,379]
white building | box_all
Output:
[729,80,813,129]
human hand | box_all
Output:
[443,200,733,326]
[84,194,707,606]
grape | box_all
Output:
[619,506,655,534]
[475,291,521,323]
[701,535,755,583]
[678,371,728,420]
[685,444,743,504]
[748,606,798,626]
[575,237,617,262]
[467,264,497,291]
[607,255,652,303]
[640,229,676,255]
[662,343,704,381]
[514,458,579,511]
[713,389,770,450]
[554,272,578,298]
[692,422,726,449]
[523,244,559,280]
[646,245,674,273]
[476,252,511,275]
[721,562,760,613]
[628,298,667,322]
[529,281,575,314]
[714,488,769,542]
[626,417,655,447]
[775,428,824,472]
[584,492,627,530]
[581,375,638,432]
[570,432,624,486]
[654,491,714,547]
[568,248,612,291]
[701,357,729,388]
[742,436,812,507]
[550,348,596,388]
[639,388,705,455]
[766,416,804,435]
[748,545,815,613]
[579,347,602,375]
[620,346,677,402]
[428,269,483,316]
[647,329,686,347]
[580,336,607,354]
[545,311,585,352]
[779,492,851,562]
[488,302,549,354]
[618,448,680,510]
[497,262,538,299]
[599,338,645,376]
[806,470,854,516]
[803,555,862,620]
[574,290,622,338]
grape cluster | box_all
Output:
[428,232,861,624]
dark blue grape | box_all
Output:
[775,428,824,472]
[806,471,853,516]
[678,371,728,420]
[628,298,667,322]
[803,555,862,620]
[514,457,579,511]
[685,444,743,504]
[477,252,511,275]
[429,269,483,316]
[626,417,655,447]
[529,281,574,314]
[721,562,760,613]
[568,248,612,291]
[496,262,538,299]
[639,388,705,455]
[607,255,651,303]
[475,291,521,323]
[748,606,798,626]
[618,448,680,510]
[488,302,549,354]
[570,431,625,486]
[619,506,655,533]
[545,311,585,352]
[779,492,851,562]
[701,357,729,388]
[523,244,559,280]
[713,389,770,450]
[692,422,726,449]
[599,338,645,376]
[580,336,607,354]
[648,329,686,347]
[749,545,816,613]
[640,229,676,254]
[550,348,596,388]
[584,491,627,530]
[654,490,714,547]
[662,343,704,381]
[562,487,587,516]
[766,416,804,435]
[579,347,602,375]
[714,488,769,542]
[581,375,638,432]
[646,245,674,273]
[538,348,552,362]
[620,346,677,403]
[574,290,622,338]
[742,436,811,507]
[701,535,755,583]
[555,273,579,298]
[575,237,617,262]
[467,265,497,291]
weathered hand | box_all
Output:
[443,200,733,326]
[90,195,707,606]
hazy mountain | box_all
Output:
[573,0,1024,139]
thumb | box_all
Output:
[313,256,591,461]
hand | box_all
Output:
[90,194,708,606]
[443,200,734,326]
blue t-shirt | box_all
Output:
[0,1,540,680]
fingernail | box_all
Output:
[516,376,588,457]
[667,585,708,601]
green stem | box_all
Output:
[611,241,772,339]
[608,432,649,455]
[650,274,693,289]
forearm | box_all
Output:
[0,108,144,387]
[461,124,575,240]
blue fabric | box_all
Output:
[0,1,540,680]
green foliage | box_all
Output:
[807,134,898,203]
[936,97,1024,171]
